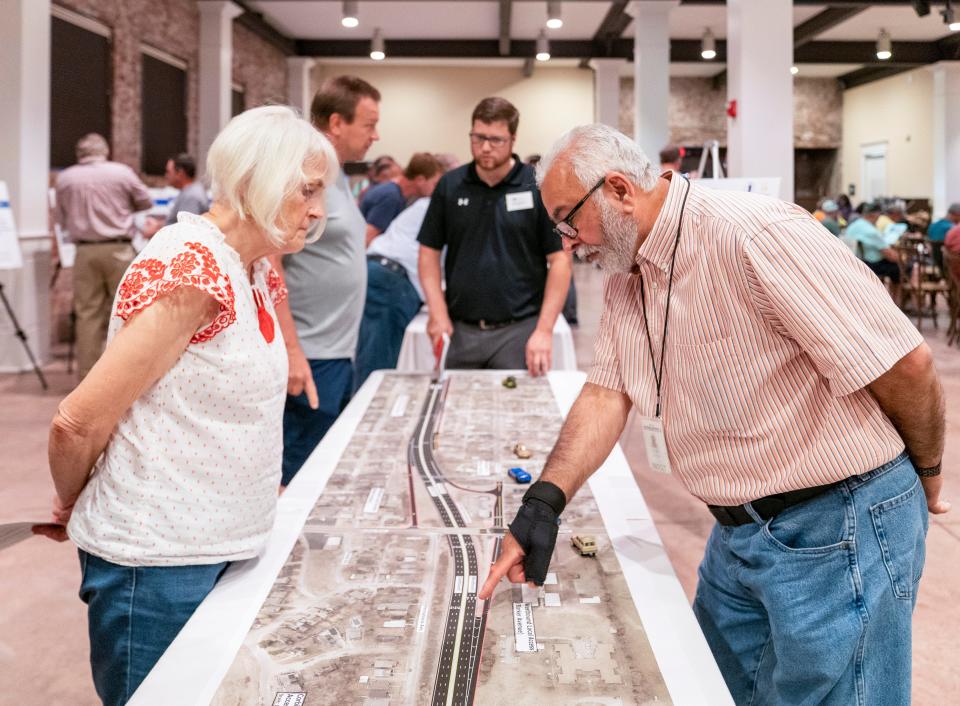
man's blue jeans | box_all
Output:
[281,357,353,486]
[354,259,423,392]
[78,550,228,706]
[694,452,927,705]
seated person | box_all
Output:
[847,201,901,299]
[360,152,443,245]
[926,203,960,273]
[817,199,842,236]
[36,105,338,706]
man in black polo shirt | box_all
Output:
[417,97,571,375]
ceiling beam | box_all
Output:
[793,6,869,48]
[295,38,954,64]
[839,64,922,89]
[233,1,296,56]
[578,0,632,69]
[499,0,511,57]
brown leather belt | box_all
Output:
[708,479,845,527]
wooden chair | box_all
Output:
[943,249,960,346]
[893,243,951,331]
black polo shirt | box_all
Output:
[417,156,561,323]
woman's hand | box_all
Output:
[32,495,74,542]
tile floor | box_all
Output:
[1,261,957,704]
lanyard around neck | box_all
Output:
[638,176,691,418]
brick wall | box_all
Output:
[233,24,288,112]
[619,76,843,149]
[53,1,288,175]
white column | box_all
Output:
[590,59,626,130]
[197,0,243,175]
[287,57,316,120]
[932,62,960,218]
[0,0,52,371]
[631,1,677,161]
[726,0,794,201]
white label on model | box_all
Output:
[363,487,384,514]
[272,694,306,706]
[468,575,477,593]
[390,394,409,417]
[513,602,537,652]
[454,575,463,594]
[416,601,428,632]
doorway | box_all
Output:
[860,142,888,204]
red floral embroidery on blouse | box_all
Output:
[114,241,236,343]
[266,266,288,307]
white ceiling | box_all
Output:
[248,1,960,52]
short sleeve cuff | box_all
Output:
[586,364,626,393]
[115,240,236,343]
[828,325,925,397]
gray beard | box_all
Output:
[576,201,638,273]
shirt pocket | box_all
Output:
[673,336,755,434]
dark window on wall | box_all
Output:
[50,16,111,168]
[141,53,187,175]
[232,88,245,117]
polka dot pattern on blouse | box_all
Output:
[68,213,289,566]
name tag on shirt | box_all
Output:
[505,191,534,212]
[640,416,672,474]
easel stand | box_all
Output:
[0,281,48,390]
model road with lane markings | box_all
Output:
[409,377,501,706]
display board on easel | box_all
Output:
[0,182,24,270]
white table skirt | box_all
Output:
[396,310,578,372]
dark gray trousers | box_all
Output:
[447,316,538,370]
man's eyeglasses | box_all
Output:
[553,177,605,240]
[469,132,511,148]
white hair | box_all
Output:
[535,124,659,196]
[206,105,339,246]
[76,133,109,160]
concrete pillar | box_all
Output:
[590,59,626,130]
[0,0,52,371]
[197,0,243,175]
[631,1,677,162]
[726,0,794,201]
[287,57,317,120]
[932,62,960,218]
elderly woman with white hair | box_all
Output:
[36,105,338,706]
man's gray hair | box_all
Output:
[535,124,659,194]
[76,133,109,161]
[947,202,960,215]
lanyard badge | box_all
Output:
[638,177,691,475]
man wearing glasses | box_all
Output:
[480,124,947,704]
[417,97,571,375]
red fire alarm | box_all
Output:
[726,99,738,118]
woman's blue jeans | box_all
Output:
[78,550,228,705]
[694,452,928,705]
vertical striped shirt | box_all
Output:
[588,174,923,505]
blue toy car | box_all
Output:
[507,467,531,484]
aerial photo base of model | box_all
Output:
[211,372,671,706]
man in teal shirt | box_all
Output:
[927,203,959,272]
[847,202,900,299]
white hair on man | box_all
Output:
[535,123,659,194]
[76,133,110,161]
[536,124,660,272]
[206,104,339,246]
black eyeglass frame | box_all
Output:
[553,177,605,240]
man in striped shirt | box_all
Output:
[480,125,947,704]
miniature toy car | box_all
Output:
[572,534,597,557]
[512,442,532,459]
[502,375,517,389]
[507,467,531,483]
